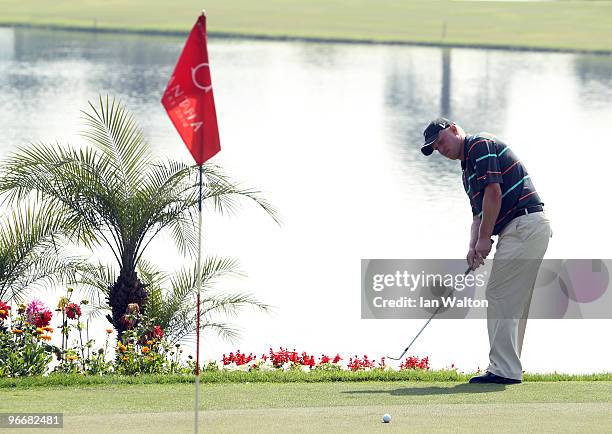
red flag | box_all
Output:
[162,14,220,165]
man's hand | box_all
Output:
[466,248,478,271]
[473,238,493,268]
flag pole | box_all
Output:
[195,162,203,432]
[160,8,216,428]
[195,10,207,434]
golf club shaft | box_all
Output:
[387,266,472,361]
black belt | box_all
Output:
[512,205,543,220]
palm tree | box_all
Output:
[80,258,271,345]
[0,96,280,336]
[0,203,81,302]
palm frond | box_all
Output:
[138,258,271,346]
[82,303,111,322]
[0,203,83,301]
[201,292,272,318]
[136,259,170,289]
[0,141,123,259]
[171,319,243,346]
[199,164,282,226]
[75,262,116,302]
[80,96,152,197]
[201,321,243,345]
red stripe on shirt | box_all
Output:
[519,191,537,201]
[477,171,501,181]
[495,206,516,225]
[502,160,520,176]
[468,139,488,157]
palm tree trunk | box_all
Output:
[107,269,148,339]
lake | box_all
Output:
[1,27,611,373]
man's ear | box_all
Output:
[449,123,458,133]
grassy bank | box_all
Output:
[1,371,612,388]
[1,381,611,433]
[2,1,612,53]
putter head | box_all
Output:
[386,348,409,361]
[386,355,403,361]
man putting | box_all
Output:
[421,118,552,385]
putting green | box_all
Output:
[1,381,611,433]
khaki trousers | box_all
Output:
[486,211,552,380]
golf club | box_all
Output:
[386,265,473,361]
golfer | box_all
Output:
[421,118,552,384]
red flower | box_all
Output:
[267,347,316,368]
[65,303,81,320]
[0,301,10,320]
[153,325,164,339]
[34,310,52,328]
[347,355,376,371]
[400,356,430,370]
[120,315,133,329]
[25,299,52,327]
[222,350,256,366]
[320,354,331,364]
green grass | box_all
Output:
[1,381,611,433]
[1,1,612,52]
[1,370,611,388]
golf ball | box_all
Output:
[382,414,391,423]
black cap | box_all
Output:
[421,117,452,156]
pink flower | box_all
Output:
[26,299,53,327]
[26,299,44,320]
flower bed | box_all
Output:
[215,348,430,374]
[0,294,193,377]
[2,296,437,378]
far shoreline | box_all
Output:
[2,23,612,56]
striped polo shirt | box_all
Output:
[461,133,543,235]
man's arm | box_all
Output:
[469,216,480,249]
[479,183,502,240]
[474,183,502,265]
[467,216,481,270]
